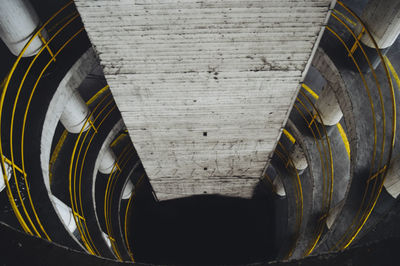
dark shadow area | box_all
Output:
[131,195,276,266]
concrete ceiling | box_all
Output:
[75,0,334,200]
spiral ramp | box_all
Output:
[1,0,400,265]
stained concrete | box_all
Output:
[74,0,334,200]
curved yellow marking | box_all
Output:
[332,9,357,27]
[337,123,350,158]
[283,129,296,144]
[301,83,319,100]
[384,56,400,92]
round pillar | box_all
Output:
[290,143,308,171]
[326,200,345,229]
[51,195,77,233]
[122,179,134,199]
[99,148,117,174]
[384,158,400,198]
[59,90,91,134]
[272,175,286,197]
[0,162,11,192]
[314,85,343,126]
[360,0,400,49]
[0,0,46,57]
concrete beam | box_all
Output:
[75,0,334,200]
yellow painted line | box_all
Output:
[301,83,319,100]
[302,83,350,158]
[49,130,68,184]
[337,123,350,158]
[86,85,110,105]
[332,9,357,27]
[110,133,127,147]
[283,129,296,144]
[384,56,400,92]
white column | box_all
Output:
[326,200,345,229]
[0,0,46,57]
[122,179,135,199]
[290,143,308,171]
[314,85,343,126]
[384,158,400,198]
[59,90,91,134]
[102,231,112,248]
[0,162,12,192]
[272,175,286,197]
[99,148,117,174]
[51,195,77,233]
[359,0,400,49]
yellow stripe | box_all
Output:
[49,130,68,184]
[283,129,296,144]
[336,123,350,158]
[301,83,319,99]
[110,133,127,147]
[384,56,400,92]
[86,85,110,105]
[332,9,357,27]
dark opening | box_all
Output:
[131,195,277,265]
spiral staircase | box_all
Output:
[1,0,400,265]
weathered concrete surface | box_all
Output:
[75,0,334,200]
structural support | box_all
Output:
[122,179,134,200]
[272,175,286,197]
[290,143,308,171]
[0,0,46,57]
[384,158,400,198]
[51,195,77,233]
[101,231,112,249]
[59,90,91,134]
[326,200,345,229]
[360,0,400,49]
[0,162,11,192]
[98,148,117,175]
[314,85,343,126]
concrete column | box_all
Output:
[101,231,112,248]
[59,90,91,134]
[384,158,400,198]
[360,0,400,49]
[326,200,345,229]
[0,162,11,192]
[290,143,308,171]
[98,148,117,174]
[122,179,134,199]
[272,175,286,197]
[314,85,343,126]
[51,195,77,233]
[0,0,46,57]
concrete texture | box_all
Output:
[74,0,334,200]
[41,47,97,191]
[92,119,124,245]
[359,0,400,49]
[312,17,400,252]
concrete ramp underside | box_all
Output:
[75,0,332,200]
